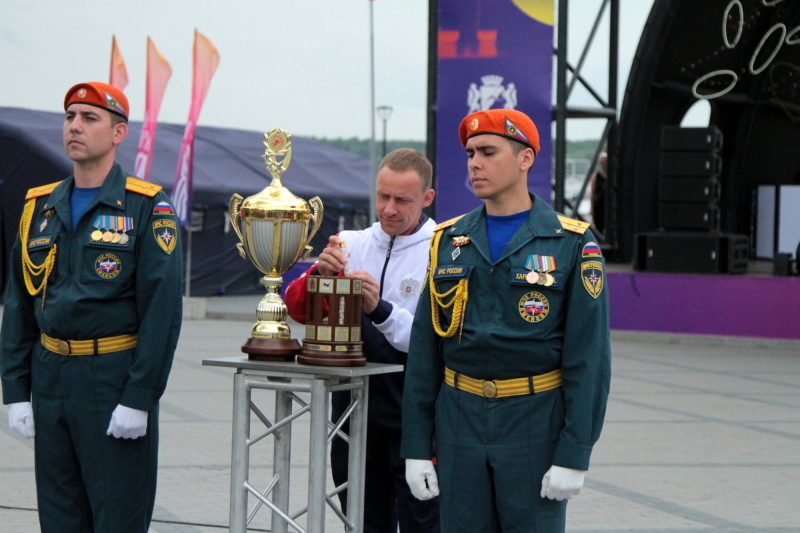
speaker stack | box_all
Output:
[635,126,749,274]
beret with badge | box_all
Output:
[64,82,129,122]
[459,108,540,154]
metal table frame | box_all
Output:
[203,357,402,533]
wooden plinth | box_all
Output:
[241,337,301,361]
[297,342,366,367]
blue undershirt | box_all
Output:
[486,209,530,263]
[70,186,101,231]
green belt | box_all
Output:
[445,367,562,398]
[41,332,137,356]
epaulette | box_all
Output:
[26,181,62,200]
[557,215,591,235]
[434,215,465,232]
[126,176,162,197]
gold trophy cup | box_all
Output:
[229,129,323,360]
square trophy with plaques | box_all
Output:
[228,129,323,361]
[297,274,366,366]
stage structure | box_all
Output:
[618,0,800,264]
[553,0,620,254]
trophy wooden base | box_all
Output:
[241,337,301,361]
[297,342,366,367]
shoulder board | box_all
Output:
[557,215,591,235]
[26,181,62,200]
[126,176,162,197]
[434,215,465,232]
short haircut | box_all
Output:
[508,138,529,156]
[109,112,127,127]
[379,148,433,191]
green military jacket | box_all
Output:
[402,194,611,470]
[1,164,183,411]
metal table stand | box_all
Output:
[203,356,402,533]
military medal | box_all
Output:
[526,271,539,284]
[91,215,107,242]
[102,230,113,242]
[543,273,555,287]
[111,232,121,244]
[118,217,133,245]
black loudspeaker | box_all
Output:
[658,203,720,231]
[773,253,792,276]
[634,232,749,274]
[659,178,721,203]
[661,126,723,152]
[660,152,721,176]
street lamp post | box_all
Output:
[377,105,393,158]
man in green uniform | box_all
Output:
[1,82,183,532]
[402,109,611,532]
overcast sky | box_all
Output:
[0,0,655,141]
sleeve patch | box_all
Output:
[153,219,178,254]
[581,261,604,299]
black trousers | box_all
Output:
[332,425,440,533]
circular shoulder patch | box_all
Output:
[95,253,122,279]
[518,291,549,323]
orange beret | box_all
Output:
[64,82,129,121]
[459,109,539,154]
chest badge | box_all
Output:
[95,253,122,279]
[518,291,549,323]
[399,278,421,300]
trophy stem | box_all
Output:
[241,275,301,361]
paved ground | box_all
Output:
[1,295,798,532]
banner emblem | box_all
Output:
[581,261,604,299]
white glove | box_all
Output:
[8,402,35,439]
[541,465,585,501]
[405,459,440,500]
[106,405,148,439]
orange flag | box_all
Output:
[171,29,220,224]
[134,37,173,180]
[109,36,129,90]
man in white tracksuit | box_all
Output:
[285,148,440,532]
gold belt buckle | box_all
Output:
[482,380,497,398]
[57,340,70,355]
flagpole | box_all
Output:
[368,0,377,225]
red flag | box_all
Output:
[109,36,129,90]
[171,29,220,225]
[134,38,172,180]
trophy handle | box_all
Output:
[228,194,247,259]
[303,196,324,260]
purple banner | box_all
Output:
[435,0,554,221]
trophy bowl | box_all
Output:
[229,129,323,360]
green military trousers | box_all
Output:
[31,346,158,533]
[434,383,568,532]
